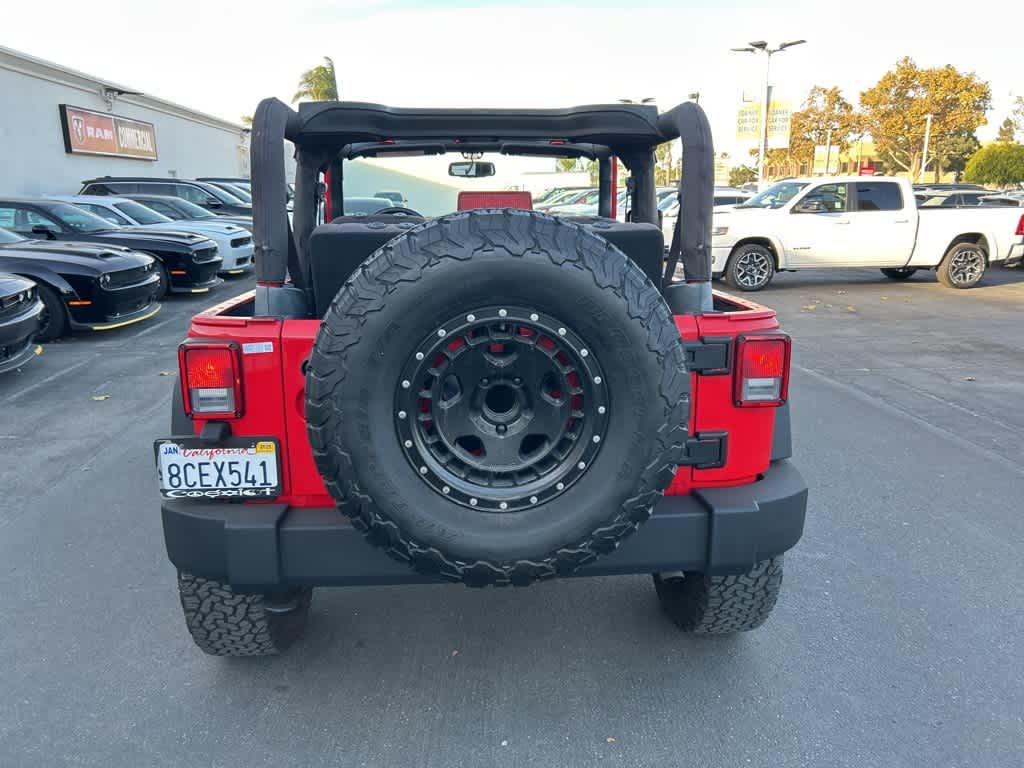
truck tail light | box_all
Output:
[734,334,791,407]
[178,342,243,418]
[1015,214,1024,236]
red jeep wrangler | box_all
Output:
[157,98,807,655]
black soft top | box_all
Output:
[289,102,662,153]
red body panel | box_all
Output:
[180,290,786,505]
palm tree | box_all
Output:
[292,57,339,103]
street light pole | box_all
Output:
[732,39,806,186]
[920,113,934,183]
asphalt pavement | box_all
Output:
[1,266,1022,768]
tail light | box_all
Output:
[734,334,791,407]
[1015,214,1024,236]
[178,341,243,418]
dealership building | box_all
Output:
[0,45,256,197]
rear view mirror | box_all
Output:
[31,224,58,238]
[205,198,223,208]
[449,161,495,179]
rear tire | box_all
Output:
[724,244,775,291]
[177,572,312,656]
[880,268,917,280]
[35,284,69,342]
[937,242,986,288]
[653,557,784,633]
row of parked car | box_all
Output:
[0,176,260,375]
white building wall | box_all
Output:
[0,46,257,197]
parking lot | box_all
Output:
[1,267,1022,767]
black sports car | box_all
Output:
[0,198,222,298]
[123,194,253,232]
[0,272,43,373]
[0,227,161,341]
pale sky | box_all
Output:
[5,0,1020,165]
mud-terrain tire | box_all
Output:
[177,572,312,656]
[305,209,690,586]
[653,557,784,633]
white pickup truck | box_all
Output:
[710,176,1024,290]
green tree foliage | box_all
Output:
[655,143,678,186]
[997,117,1016,142]
[240,115,253,128]
[765,86,858,176]
[293,57,339,103]
[1013,96,1024,133]
[555,157,579,173]
[859,57,991,179]
[963,143,1024,187]
[933,131,981,181]
[729,165,757,186]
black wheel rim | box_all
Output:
[949,248,983,285]
[395,306,609,512]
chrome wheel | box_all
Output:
[948,248,984,286]
[730,247,774,290]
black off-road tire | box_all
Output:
[724,243,775,291]
[880,267,917,280]
[305,209,689,587]
[937,242,987,288]
[653,557,784,633]
[177,572,312,656]
[35,284,69,342]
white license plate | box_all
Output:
[155,438,280,499]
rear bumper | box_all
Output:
[1005,242,1023,268]
[161,459,808,591]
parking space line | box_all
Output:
[130,317,175,339]
[794,363,1024,477]
[3,358,93,403]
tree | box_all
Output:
[963,143,1024,187]
[240,115,253,128]
[932,130,980,181]
[859,57,991,180]
[655,142,678,186]
[1013,96,1024,133]
[729,165,757,186]
[555,157,579,173]
[997,117,1016,142]
[292,57,339,103]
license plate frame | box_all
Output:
[154,437,281,500]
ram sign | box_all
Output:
[59,105,158,161]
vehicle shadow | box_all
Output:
[762,265,1024,291]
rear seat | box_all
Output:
[307,212,663,317]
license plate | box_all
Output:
[154,437,280,499]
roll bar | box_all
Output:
[250,97,714,316]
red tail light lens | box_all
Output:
[178,342,243,418]
[734,334,791,407]
[1015,214,1024,237]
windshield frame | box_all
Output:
[47,202,120,233]
[113,201,174,225]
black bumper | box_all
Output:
[168,254,223,293]
[0,298,43,373]
[162,460,807,590]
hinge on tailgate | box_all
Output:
[683,337,732,375]
[678,432,728,469]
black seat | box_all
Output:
[307,215,663,317]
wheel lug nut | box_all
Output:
[558,327,566,336]
[513,377,522,386]
[578,461,586,470]
[401,380,411,389]
[530,313,539,322]
[499,502,508,510]
[556,482,565,490]
[470,498,478,506]
[415,352,424,360]
[419,466,428,474]
[442,485,450,494]
[597,406,606,414]
[404,439,413,448]
[593,376,602,384]
[437,328,447,337]
[592,435,601,443]
[498,309,508,317]
[398,410,407,419]
[481,378,489,386]
[466,314,476,322]
[497,424,507,434]
[580,349,588,357]
[530,495,538,504]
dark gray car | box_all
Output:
[79,177,253,217]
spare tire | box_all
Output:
[305,209,689,586]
